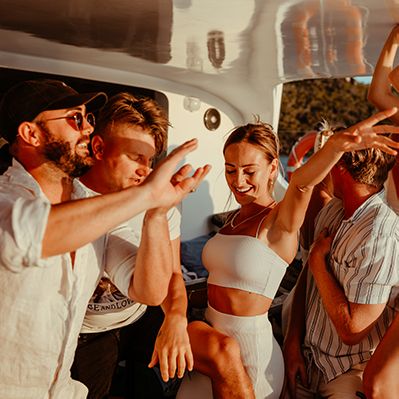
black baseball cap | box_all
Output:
[0,79,108,143]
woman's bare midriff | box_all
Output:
[207,283,273,316]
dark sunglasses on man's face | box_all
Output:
[39,112,96,131]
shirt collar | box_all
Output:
[6,158,48,200]
[344,189,386,223]
[72,178,93,200]
[7,158,89,201]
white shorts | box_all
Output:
[177,305,284,399]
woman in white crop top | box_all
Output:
[177,112,399,399]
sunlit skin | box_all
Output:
[81,124,156,194]
[208,142,279,317]
[329,164,343,199]
[36,105,94,161]
[16,105,95,203]
[224,142,277,207]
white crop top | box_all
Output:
[202,233,288,299]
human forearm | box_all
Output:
[370,28,398,89]
[291,134,348,189]
[128,211,173,305]
[161,273,188,318]
[42,139,208,258]
[160,237,187,317]
[43,185,150,257]
[308,251,355,342]
[149,237,193,381]
[149,276,192,381]
[308,248,384,345]
[368,26,399,123]
[276,136,344,233]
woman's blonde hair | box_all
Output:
[223,118,280,164]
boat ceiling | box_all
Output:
[0,0,398,121]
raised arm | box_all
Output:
[42,140,210,257]
[274,108,399,236]
[368,25,399,124]
[127,210,173,305]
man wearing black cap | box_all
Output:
[0,79,209,399]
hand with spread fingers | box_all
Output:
[330,107,399,155]
[144,139,211,209]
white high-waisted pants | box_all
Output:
[177,304,284,399]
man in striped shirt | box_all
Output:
[283,144,399,398]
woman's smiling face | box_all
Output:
[224,141,276,205]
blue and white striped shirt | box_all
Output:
[304,190,399,382]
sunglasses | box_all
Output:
[38,112,95,131]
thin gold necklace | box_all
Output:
[229,201,275,230]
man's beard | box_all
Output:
[40,123,93,178]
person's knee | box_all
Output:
[209,334,242,372]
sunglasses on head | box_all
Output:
[38,112,96,131]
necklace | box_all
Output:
[229,201,275,230]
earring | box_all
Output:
[268,179,274,192]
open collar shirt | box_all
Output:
[304,190,399,382]
[0,160,134,398]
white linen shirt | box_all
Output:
[0,160,134,399]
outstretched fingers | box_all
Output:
[191,164,212,188]
[370,124,399,135]
[340,125,399,155]
[165,139,198,169]
[145,139,198,187]
[171,164,194,186]
[360,127,399,155]
[175,164,212,194]
[357,107,398,129]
